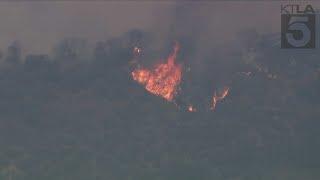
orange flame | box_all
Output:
[131,43,182,101]
[211,87,229,110]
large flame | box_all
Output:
[211,87,229,110]
[131,43,182,101]
[131,43,230,112]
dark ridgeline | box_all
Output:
[0,29,319,180]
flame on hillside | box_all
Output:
[211,87,229,111]
[131,42,230,112]
[131,42,182,101]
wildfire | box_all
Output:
[131,42,182,101]
[211,87,229,110]
[131,42,230,112]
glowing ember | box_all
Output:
[131,42,182,101]
[133,47,142,56]
[211,87,229,110]
[188,105,197,112]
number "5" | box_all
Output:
[286,16,311,47]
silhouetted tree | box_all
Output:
[53,38,88,62]
[5,41,21,65]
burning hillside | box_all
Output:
[131,41,229,112]
[131,42,182,101]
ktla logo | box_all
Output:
[281,4,315,49]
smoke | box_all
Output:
[0,3,320,178]
[0,1,318,110]
[0,1,288,111]
[0,1,285,55]
[0,2,173,54]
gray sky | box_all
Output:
[0,1,315,55]
[0,2,175,54]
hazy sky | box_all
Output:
[0,1,315,55]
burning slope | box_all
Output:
[131,43,182,101]
[131,42,230,112]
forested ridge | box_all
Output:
[0,30,319,180]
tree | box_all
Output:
[5,41,21,65]
[52,38,89,62]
